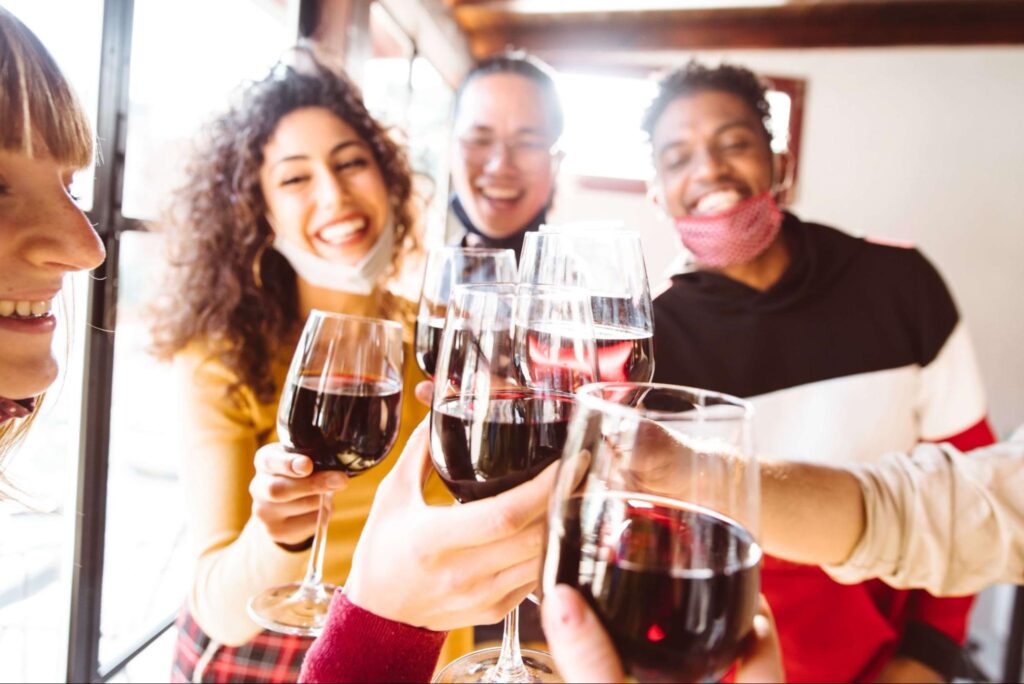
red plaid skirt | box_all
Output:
[171,607,314,683]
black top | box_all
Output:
[652,212,960,398]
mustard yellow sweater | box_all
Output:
[175,292,471,662]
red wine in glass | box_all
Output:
[414,316,445,378]
[431,390,573,503]
[280,373,402,475]
[552,492,761,683]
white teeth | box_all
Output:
[318,219,366,245]
[0,298,53,318]
[695,189,743,215]
[480,187,520,200]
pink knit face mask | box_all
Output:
[673,191,783,268]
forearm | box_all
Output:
[760,459,866,566]
[190,517,308,646]
[301,592,447,683]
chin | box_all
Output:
[0,352,59,400]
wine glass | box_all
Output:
[543,382,760,683]
[519,228,655,382]
[248,311,405,635]
[430,283,598,683]
[415,246,517,377]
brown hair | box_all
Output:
[0,7,93,166]
[0,7,94,485]
[150,52,419,403]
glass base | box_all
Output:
[247,581,337,636]
[433,647,561,683]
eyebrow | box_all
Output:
[270,140,366,169]
[464,124,549,137]
[655,119,760,161]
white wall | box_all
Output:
[550,46,1024,437]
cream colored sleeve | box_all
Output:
[176,351,307,646]
[823,427,1024,596]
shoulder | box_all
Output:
[173,340,275,415]
[800,217,951,294]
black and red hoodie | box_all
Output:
[652,212,995,682]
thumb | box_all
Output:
[387,416,434,500]
[542,585,625,683]
[414,380,434,407]
[735,596,785,683]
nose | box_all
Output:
[317,167,351,209]
[692,144,729,183]
[24,196,105,273]
[483,140,516,173]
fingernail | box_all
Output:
[291,457,308,473]
[554,585,583,627]
[328,474,345,487]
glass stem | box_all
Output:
[300,493,330,590]
[490,606,530,682]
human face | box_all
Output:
[651,90,774,219]
[451,73,561,239]
[260,107,390,266]
[0,150,105,400]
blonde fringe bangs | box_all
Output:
[0,7,93,168]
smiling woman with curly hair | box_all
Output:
[151,52,470,683]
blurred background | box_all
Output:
[1,0,1021,681]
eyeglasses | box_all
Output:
[457,134,558,170]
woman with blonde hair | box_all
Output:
[151,53,533,682]
[0,6,106,480]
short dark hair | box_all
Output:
[642,60,772,142]
[455,50,564,140]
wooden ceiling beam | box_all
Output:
[461,1,1024,57]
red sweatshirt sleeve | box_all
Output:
[300,592,448,683]
[900,417,998,669]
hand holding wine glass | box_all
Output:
[430,283,598,683]
[540,586,784,684]
[249,445,348,547]
[342,418,558,631]
[543,383,760,683]
[248,311,405,636]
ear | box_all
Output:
[772,151,795,206]
[550,148,565,176]
[646,181,668,220]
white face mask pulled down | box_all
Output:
[271,217,395,295]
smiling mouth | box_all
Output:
[0,298,54,319]
[478,186,524,203]
[315,217,368,246]
[692,188,745,216]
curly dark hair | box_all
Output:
[642,60,772,143]
[150,51,418,403]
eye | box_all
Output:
[663,153,691,172]
[281,175,309,187]
[721,139,752,154]
[335,158,369,173]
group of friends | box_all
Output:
[2,6,1023,683]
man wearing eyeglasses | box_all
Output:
[447,51,564,260]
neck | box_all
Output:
[296,277,379,320]
[708,232,790,292]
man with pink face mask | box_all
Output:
[646,61,996,684]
